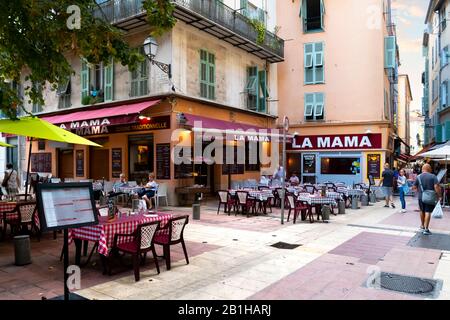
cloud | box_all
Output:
[392,1,426,19]
[397,38,422,53]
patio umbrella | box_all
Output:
[0,116,101,196]
[421,145,450,206]
[0,141,15,147]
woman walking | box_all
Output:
[397,169,407,213]
[2,164,20,199]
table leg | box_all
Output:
[100,255,109,275]
[83,240,89,256]
[74,239,82,266]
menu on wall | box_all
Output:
[112,148,122,178]
[31,153,52,173]
[367,153,381,179]
[76,150,84,177]
[156,144,171,180]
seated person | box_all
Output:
[289,173,300,186]
[259,175,270,186]
[138,173,158,209]
[108,173,129,198]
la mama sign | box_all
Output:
[289,134,382,151]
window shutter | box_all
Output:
[320,0,325,29]
[442,81,448,107]
[314,43,324,67]
[81,59,90,99]
[384,36,396,69]
[240,0,248,16]
[200,50,208,98]
[445,121,450,141]
[435,123,443,143]
[258,8,265,23]
[301,0,307,31]
[304,43,314,68]
[104,58,114,102]
[258,70,268,113]
[314,93,324,118]
[304,93,314,117]
[208,52,215,100]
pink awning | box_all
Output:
[184,114,267,132]
[42,100,161,125]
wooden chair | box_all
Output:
[111,220,161,281]
[217,191,235,215]
[235,191,256,217]
[154,215,189,271]
[2,202,39,240]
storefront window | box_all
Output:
[129,135,154,183]
[321,158,360,175]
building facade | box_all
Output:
[423,0,450,144]
[395,74,412,164]
[13,0,284,204]
[277,0,399,185]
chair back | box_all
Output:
[218,190,229,203]
[18,202,36,223]
[104,181,114,193]
[157,183,168,197]
[51,178,61,183]
[287,193,295,209]
[128,181,137,187]
[305,185,316,194]
[236,191,248,205]
[138,221,160,250]
[64,178,74,182]
[169,215,189,242]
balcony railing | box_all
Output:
[94,0,284,62]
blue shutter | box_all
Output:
[435,124,443,143]
[104,58,114,102]
[258,70,268,113]
[240,0,248,17]
[300,0,306,32]
[320,0,325,29]
[81,59,90,99]
[384,36,396,69]
[445,121,450,141]
[314,93,324,119]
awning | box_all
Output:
[410,142,437,160]
[184,114,267,132]
[43,100,161,126]
[396,154,411,162]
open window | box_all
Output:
[300,0,325,32]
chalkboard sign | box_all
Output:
[156,144,171,180]
[367,153,381,179]
[112,148,122,178]
[76,150,84,177]
[31,153,52,173]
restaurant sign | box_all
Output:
[59,116,170,136]
[289,134,382,150]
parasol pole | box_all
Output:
[24,137,32,199]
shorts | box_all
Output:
[382,186,392,197]
[418,199,436,213]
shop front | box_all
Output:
[287,131,388,185]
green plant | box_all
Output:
[249,19,266,45]
[143,0,177,37]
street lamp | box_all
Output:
[143,37,172,79]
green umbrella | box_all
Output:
[0,116,102,196]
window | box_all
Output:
[300,0,325,32]
[240,0,266,24]
[245,66,269,113]
[440,5,447,31]
[81,58,114,104]
[384,36,396,69]
[200,50,215,100]
[384,90,389,120]
[442,80,449,108]
[432,77,439,102]
[57,76,71,109]
[32,82,43,113]
[304,92,324,121]
[130,47,149,97]
[443,46,449,67]
[321,158,360,175]
[304,42,324,84]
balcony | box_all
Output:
[94,0,284,63]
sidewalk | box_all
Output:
[1,196,449,300]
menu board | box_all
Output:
[36,183,98,231]
[76,150,84,177]
[112,148,122,178]
[367,153,381,179]
[31,153,52,173]
[302,154,316,174]
[156,144,171,180]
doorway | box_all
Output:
[128,134,154,184]
[302,153,318,184]
[89,148,110,180]
[58,149,74,179]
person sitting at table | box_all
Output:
[108,173,129,198]
[260,175,270,186]
[138,173,158,210]
[289,173,300,186]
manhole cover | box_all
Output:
[368,272,442,298]
[407,232,450,251]
[270,242,301,249]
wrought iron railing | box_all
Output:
[94,0,284,58]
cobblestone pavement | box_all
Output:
[1,196,449,300]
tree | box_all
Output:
[0,0,175,119]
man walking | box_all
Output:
[413,164,441,235]
[378,163,395,208]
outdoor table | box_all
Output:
[229,189,274,214]
[68,212,173,274]
[326,191,343,201]
[297,194,337,223]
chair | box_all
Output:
[217,190,235,215]
[3,202,39,240]
[156,183,168,207]
[128,181,137,187]
[64,178,74,182]
[154,215,189,271]
[286,193,309,223]
[304,185,316,194]
[111,221,161,281]
[50,178,61,183]
[103,181,114,194]
[235,191,256,217]
[273,188,282,207]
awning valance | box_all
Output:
[184,114,267,132]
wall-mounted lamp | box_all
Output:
[143,37,172,79]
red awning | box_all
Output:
[43,100,161,125]
[410,142,437,160]
[184,114,267,132]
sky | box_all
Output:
[393,0,429,112]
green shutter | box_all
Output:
[301,0,307,32]
[304,93,314,118]
[104,59,114,102]
[385,36,396,69]
[314,93,324,119]
[208,53,215,100]
[258,70,268,113]
[200,50,215,100]
[81,59,89,99]
[320,0,325,29]
[240,0,248,16]
[305,42,324,84]
[445,121,450,141]
[435,124,443,143]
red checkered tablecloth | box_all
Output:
[68,212,173,256]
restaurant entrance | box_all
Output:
[58,149,74,179]
[128,134,154,184]
[90,147,109,180]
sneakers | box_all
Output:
[384,205,389,208]
[423,229,432,236]
[419,226,425,232]
[391,203,396,209]
[401,209,406,213]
